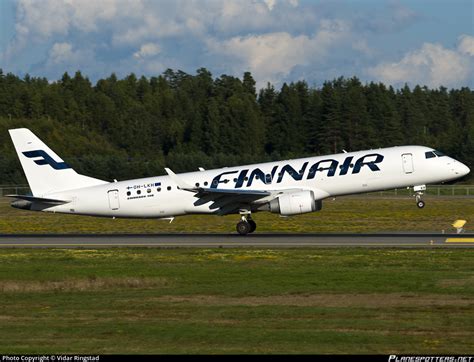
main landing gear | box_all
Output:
[236,210,257,235]
[413,185,426,209]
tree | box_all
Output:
[0,70,472,183]
[318,81,343,154]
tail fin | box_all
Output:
[9,128,107,196]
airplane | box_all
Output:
[7,128,471,235]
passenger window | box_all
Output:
[126,191,131,196]
[137,190,141,195]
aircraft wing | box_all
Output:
[194,188,270,197]
[164,168,331,215]
[164,168,278,214]
[190,187,275,215]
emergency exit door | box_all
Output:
[402,153,414,174]
[108,190,120,210]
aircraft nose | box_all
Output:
[455,162,470,177]
[460,163,470,177]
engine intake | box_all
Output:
[268,190,322,216]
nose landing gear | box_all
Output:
[236,210,257,235]
[413,185,426,208]
[416,197,425,209]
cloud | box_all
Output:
[1,0,472,90]
[263,0,298,11]
[367,38,473,88]
[44,42,96,75]
[7,0,310,52]
[133,43,161,59]
[263,0,277,10]
[2,0,323,80]
[458,34,474,56]
[354,1,419,34]
[351,39,374,57]
[3,0,69,58]
[206,20,352,86]
[13,0,126,42]
[49,42,75,64]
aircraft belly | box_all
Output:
[64,191,190,218]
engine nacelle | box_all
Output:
[269,190,322,216]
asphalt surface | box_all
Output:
[0,233,473,248]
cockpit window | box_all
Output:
[425,150,446,159]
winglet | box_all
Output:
[164,168,195,191]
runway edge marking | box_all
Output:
[445,238,474,243]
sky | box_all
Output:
[0,0,473,90]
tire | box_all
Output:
[248,220,257,233]
[417,200,425,209]
[236,221,251,235]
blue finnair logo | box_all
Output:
[210,153,385,189]
[22,150,71,170]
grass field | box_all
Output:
[0,248,473,354]
[0,196,473,234]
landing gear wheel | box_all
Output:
[248,219,257,233]
[236,221,251,235]
[413,185,427,210]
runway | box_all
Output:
[0,233,473,248]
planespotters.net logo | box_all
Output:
[389,356,474,362]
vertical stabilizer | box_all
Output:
[9,128,107,196]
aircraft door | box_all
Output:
[108,189,120,210]
[401,153,414,174]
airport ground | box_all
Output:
[0,195,473,354]
[0,247,473,354]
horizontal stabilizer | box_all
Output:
[5,194,70,205]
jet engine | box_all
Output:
[267,190,322,216]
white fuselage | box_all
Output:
[38,145,469,219]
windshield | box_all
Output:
[425,150,446,159]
